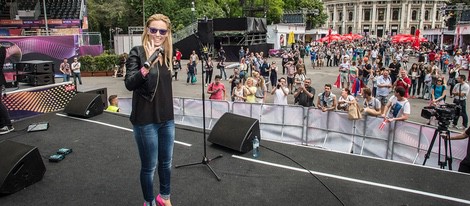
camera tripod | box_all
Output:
[422,125,453,170]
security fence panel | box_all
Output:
[360,138,388,158]
[305,108,328,147]
[259,104,284,124]
[207,100,231,129]
[250,104,264,119]
[277,106,304,143]
[232,102,253,117]
[261,124,283,142]
[173,97,184,115]
[358,117,391,158]
[322,112,354,153]
[391,122,421,162]
[181,99,211,129]
[281,125,303,144]
[259,104,285,142]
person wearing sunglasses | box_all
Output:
[124,14,174,206]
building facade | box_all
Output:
[323,0,447,36]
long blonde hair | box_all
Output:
[142,14,173,70]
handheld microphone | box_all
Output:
[144,47,164,69]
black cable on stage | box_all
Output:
[260,144,346,206]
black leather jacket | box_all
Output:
[125,46,159,102]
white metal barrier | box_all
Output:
[123,97,468,170]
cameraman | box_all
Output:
[445,126,470,173]
[452,74,469,130]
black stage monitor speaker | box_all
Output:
[26,74,54,86]
[0,140,46,195]
[208,113,260,153]
[64,93,104,118]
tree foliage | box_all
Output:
[86,0,327,47]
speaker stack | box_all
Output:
[16,60,55,86]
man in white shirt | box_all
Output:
[382,86,411,122]
[452,74,469,130]
[271,77,289,105]
[338,57,350,89]
[376,70,393,113]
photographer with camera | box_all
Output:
[452,74,469,130]
[444,126,470,173]
[271,77,289,105]
[393,69,411,98]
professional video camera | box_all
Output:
[421,103,459,128]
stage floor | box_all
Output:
[0,112,469,206]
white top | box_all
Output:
[71,62,81,73]
[376,75,392,96]
[273,87,289,105]
[453,82,469,101]
[387,96,410,119]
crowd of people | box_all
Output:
[171,39,468,130]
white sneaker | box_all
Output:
[0,126,11,135]
[456,126,465,130]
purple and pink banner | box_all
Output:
[0,19,81,28]
[1,35,102,73]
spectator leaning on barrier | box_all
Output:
[382,86,410,123]
[444,126,470,173]
[362,87,382,116]
[317,83,337,112]
[294,78,315,107]
[337,88,355,111]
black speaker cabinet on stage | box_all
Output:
[26,73,55,86]
[197,19,214,44]
[16,61,54,73]
[64,93,104,118]
[208,113,260,153]
[0,140,46,195]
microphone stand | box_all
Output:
[175,32,223,181]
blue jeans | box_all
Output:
[73,72,82,84]
[133,120,175,202]
[63,74,70,82]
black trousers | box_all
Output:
[0,95,12,127]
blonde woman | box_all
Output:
[124,14,174,206]
[255,75,267,103]
[244,77,257,103]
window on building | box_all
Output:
[339,12,343,21]
[331,12,334,21]
[436,11,439,20]
[349,12,354,21]
[412,10,417,20]
[364,9,371,21]
[378,9,385,21]
[425,10,429,21]
[392,8,399,20]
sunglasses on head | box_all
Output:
[148,27,168,35]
